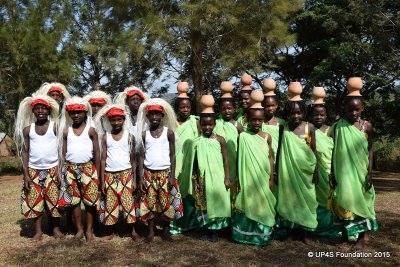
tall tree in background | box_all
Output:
[0,0,74,133]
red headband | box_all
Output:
[66,103,87,112]
[48,85,63,94]
[89,98,107,105]
[146,104,164,113]
[31,99,51,108]
[106,107,125,118]
[126,89,145,100]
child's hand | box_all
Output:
[100,181,105,195]
[132,179,137,192]
[138,179,145,193]
[168,173,174,185]
[329,174,337,189]
[224,177,231,189]
[23,176,31,191]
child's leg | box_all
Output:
[33,215,43,241]
[160,218,173,241]
[355,231,369,249]
[51,217,64,238]
[85,205,96,242]
[44,166,64,238]
[72,205,84,238]
[146,218,155,242]
[103,171,119,238]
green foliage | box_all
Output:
[0,157,22,175]
[374,136,400,172]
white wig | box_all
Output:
[83,90,112,108]
[14,93,59,158]
[36,82,71,100]
[114,86,149,106]
[135,98,177,152]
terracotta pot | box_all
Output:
[220,81,234,98]
[288,81,303,101]
[200,94,215,113]
[312,86,326,104]
[241,73,252,86]
[263,78,276,96]
[249,90,264,109]
[347,77,362,96]
[177,81,189,98]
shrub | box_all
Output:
[0,156,23,175]
[374,136,400,172]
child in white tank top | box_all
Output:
[95,104,138,240]
[136,98,183,242]
[60,97,100,242]
[14,94,64,240]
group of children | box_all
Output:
[14,74,377,248]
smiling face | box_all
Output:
[220,99,234,121]
[109,115,125,132]
[32,104,50,122]
[48,91,64,105]
[200,115,215,138]
[344,97,363,123]
[126,94,144,115]
[287,101,304,127]
[177,98,191,120]
[146,110,164,129]
[240,91,251,109]
[263,96,278,118]
[248,109,264,132]
[311,105,327,128]
[68,110,86,126]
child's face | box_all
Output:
[32,104,50,121]
[200,116,215,137]
[90,103,104,116]
[147,111,164,128]
[68,110,86,125]
[240,91,251,109]
[249,109,264,132]
[311,105,327,127]
[220,100,234,121]
[288,102,303,125]
[126,95,143,114]
[48,92,64,105]
[178,99,191,119]
[263,96,278,117]
[109,116,125,131]
[344,98,363,123]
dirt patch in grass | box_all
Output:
[0,173,399,265]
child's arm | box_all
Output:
[216,135,230,189]
[100,134,107,193]
[267,133,275,188]
[309,123,319,184]
[62,128,68,162]
[365,121,374,190]
[137,133,145,193]
[89,128,101,178]
[167,129,176,183]
[130,134,137,191]
[22,126,31,190]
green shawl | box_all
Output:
[214,118,239,182]
[277,128,318,229]
[333,119,375,220]
[235,132,276,227]
[315,128,333,208]
[176,115,199,197]
[194,136,231,219]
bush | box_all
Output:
[374,137,400,172]
[0,156,23,175]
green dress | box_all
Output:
[232,131,276,246]
[314,128,342,239]
[214,118,239,203]
[276,125,318,231]
[170,115,199,234]
[331,119,378,241]
[261,117,286,160]
[192,136,231,229]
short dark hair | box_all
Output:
[284,100,306,119]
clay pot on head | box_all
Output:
[312,86,326,104]
[200,94,215,113]
[263,78,276,96]
[288,81,303,101]
[177,81,189,98]
[347,77,363,96]
[220,81,234,98]
[241,73,253,86]
[249,90,264,109]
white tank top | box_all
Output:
[66,123,93,164]
[105,130,131,172]
[144,127,170,170]
[28,121,58,169]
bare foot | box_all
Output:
[101,234,114,241]
[145,232,154,243]
[74,229,84,239]
[131,232,141,242]
[53,227,65,239]
[354,233,368,250]
[33,232,43,241]
[160,230,173,242]
[86,230,95,242]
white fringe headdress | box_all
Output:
[36,82,71,100]
[83,90,112,109]
[57,96,92,165]
[14,93,59,158]
[135,98,177,152]
[114,86,149,106]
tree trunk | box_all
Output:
[190,28,203,114]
